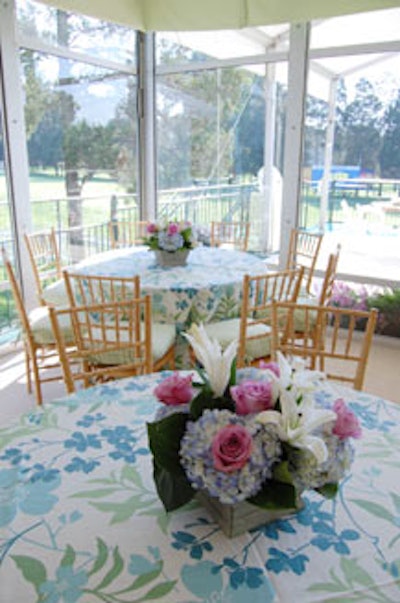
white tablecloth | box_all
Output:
[1,372,399,602]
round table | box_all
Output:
[45,246,267,328]
[1,371,400,602]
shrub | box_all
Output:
[367,288,400,337]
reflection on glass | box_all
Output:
[20,44,138,262]
[17,0,136,65]
[157,59,287,252]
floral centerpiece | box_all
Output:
[147,324,361,536]
[144,220,194,267]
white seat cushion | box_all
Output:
[293,296,318,332]
[42,279,69,306]
[203,318,272,362]
[87,322,175,366]
[29,306,74,345]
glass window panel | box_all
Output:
[301,12,400,283]
[0,108,18,340]
[20,48,138,262]
[156,59,287,253]
[16,0,136,66]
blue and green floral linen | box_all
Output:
[43,247,267,328]
[1,372,399,602]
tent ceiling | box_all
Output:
[157,8,400,101]
[37,0,400,32]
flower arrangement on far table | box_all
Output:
[144,220,194,252]
[147,324,361,530]
[144,220,195,267]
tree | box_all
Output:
[379,89,400,178]
[234,78,265,177]
[342,78,383,173]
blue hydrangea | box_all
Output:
[287,432,355,491]
[180,409,281,504]
[157,231,184,251]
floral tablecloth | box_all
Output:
[1,372,400,602]
[44,246,267,328]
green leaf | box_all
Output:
[190,390,234,420]
[60,544,76,567]
[350,499,395,522]
[113,564,163,594]
[90,495,140,523]
[138,580,177,600]
[88,538,109,577]
[229,358,237,387]
[11,556,47,593]
[94,546,124,591]
[247,479,297,510]
[316,482,338,499]
[272,461,294,484]
[147,414,188,475]
[308,583,348,593]
[340,557,375,588]
[121,465,143,487]
[70,488,118,499]
[390,492,400,514]
[153,463,195,512]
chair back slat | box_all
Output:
[49,296,153,394]
[210,221,250,251]
[237,267,304,367]
[63,271,140,307]
[286,228,324,295]
[109,220,148,248]
[271,300,378,390]
[24,228,62,305]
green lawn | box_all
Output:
[0,170,135,233]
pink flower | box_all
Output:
[154,373,194,406]
[212,424,252,473]
[332,398,362,440]
[259,360,280,378]
[146,222,157,234]
[230,380,274,415]
[167,223,178,235]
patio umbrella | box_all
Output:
[37,0,400,30]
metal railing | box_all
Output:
[2,180,400,334]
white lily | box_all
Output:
[276,351,324,393]
[257,387,336,464]
[183,323,237,398]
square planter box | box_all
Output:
[154,249,190,267]
[197,491,303,538]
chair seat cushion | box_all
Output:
[87,322,175,366]
[203,318,272,362]
[42,279,69,306]
[30,306,75,345]
[293,296,318,332]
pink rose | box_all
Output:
[146,222,157,234]
[230,380,274,415]
[259,360,280,378]
[212,424,252,473]
[154,373,194,406]
[167,223,178,235]
[332,398,362,440]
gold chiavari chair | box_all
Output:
[210,221,250,252]
[285,228,324,296]
[271,300,378,390]
[49,297,154,393]
[62,270,176,371]
[3,252,74,404]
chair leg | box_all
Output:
[25,347,32,394]
[31,351,43,405]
